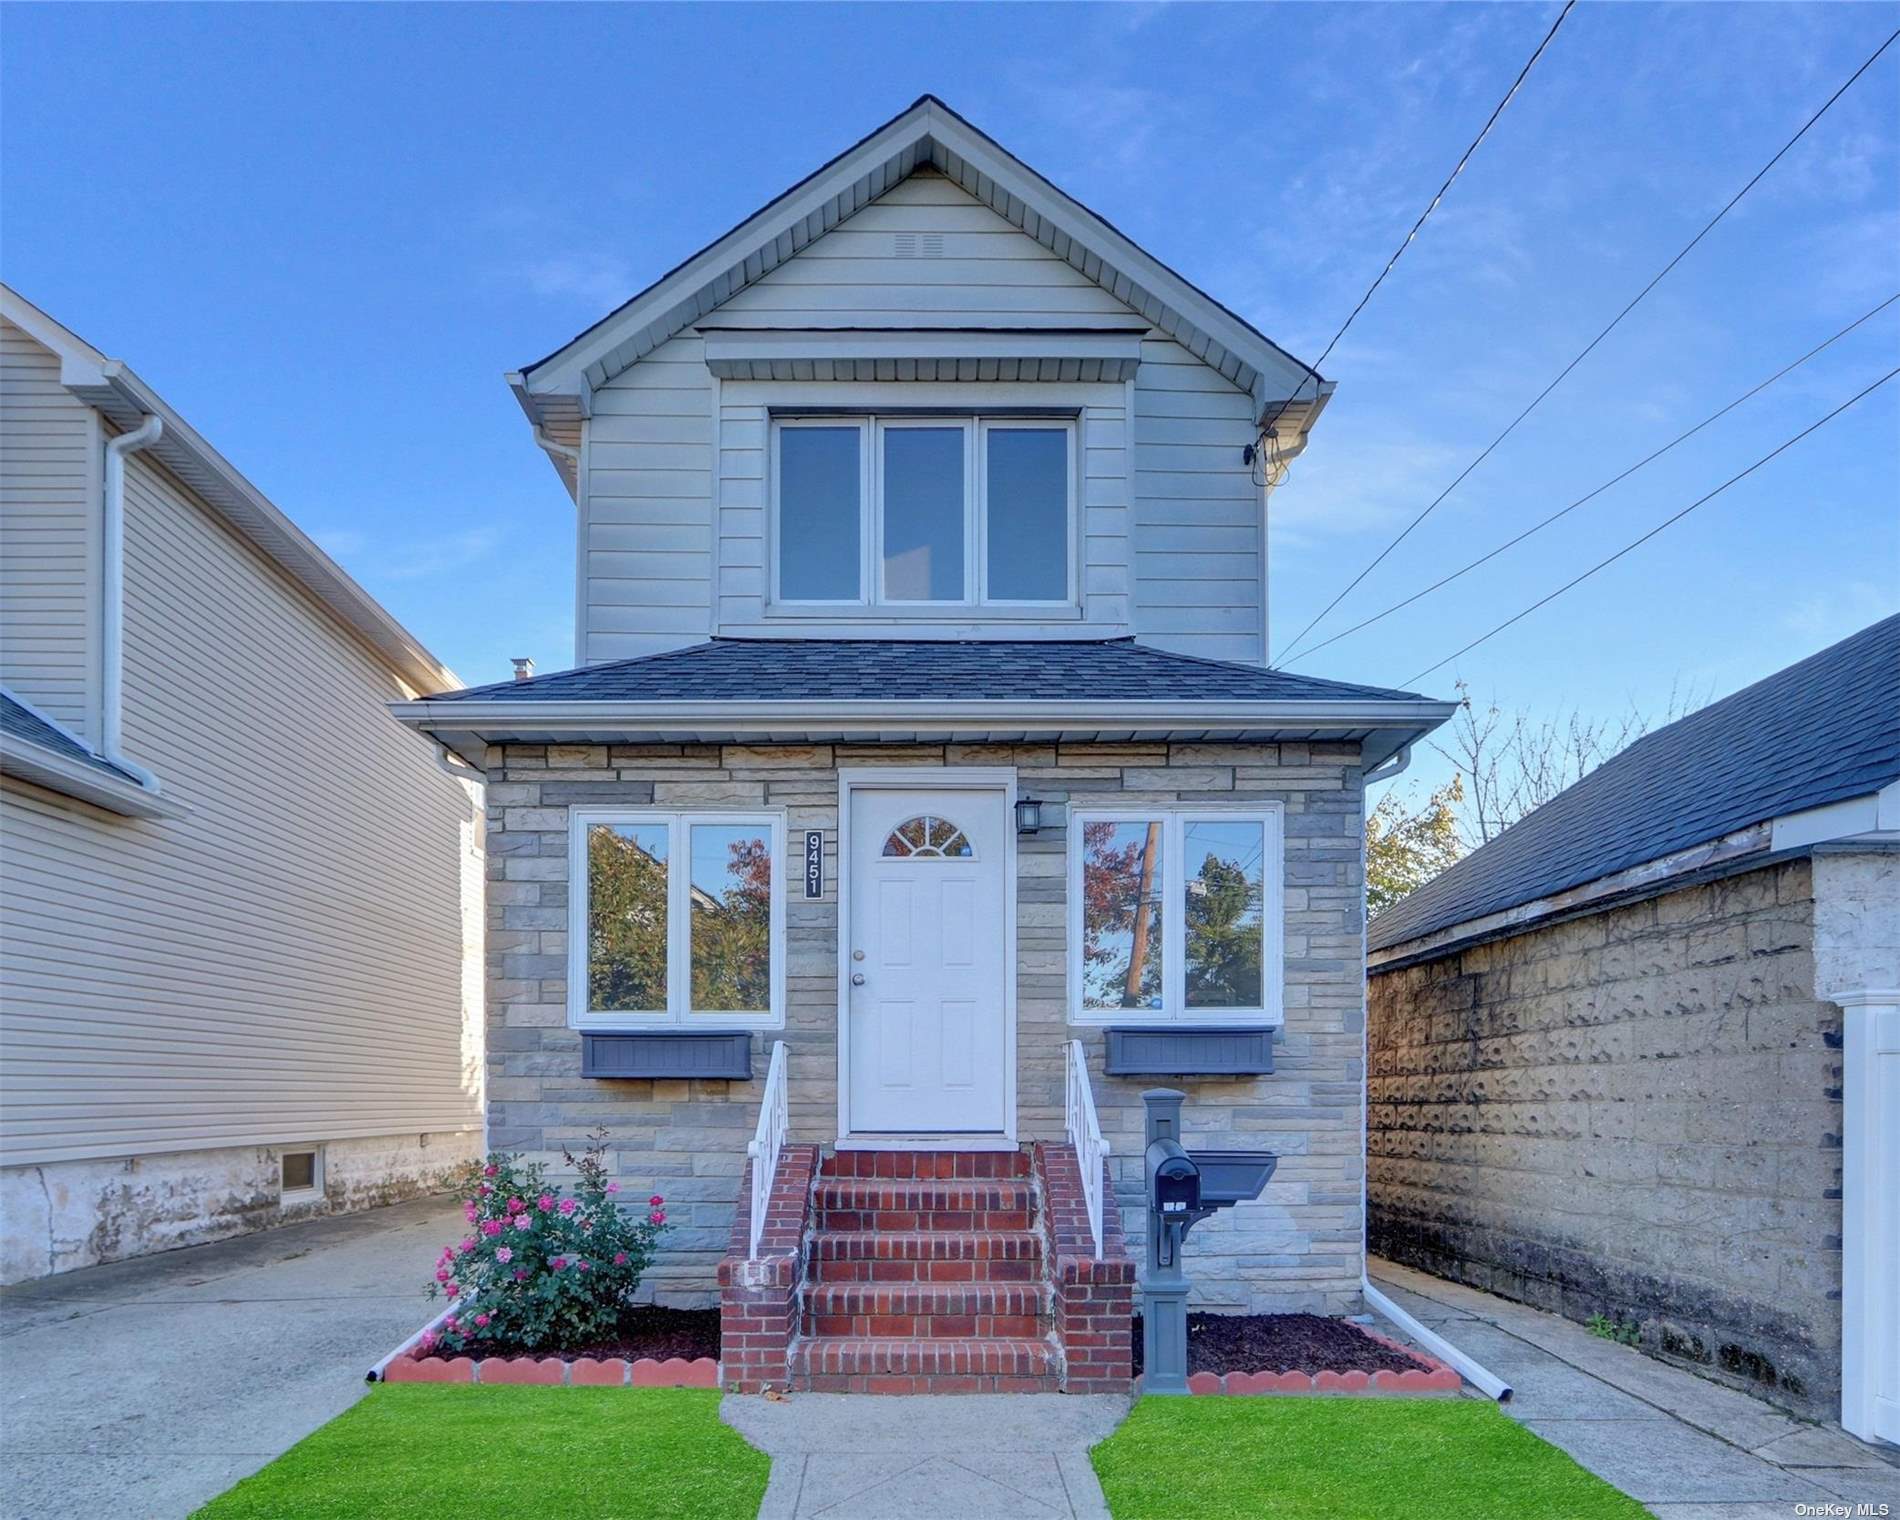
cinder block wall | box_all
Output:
[484,740,1368,1313]
[1368,858,1842,1418]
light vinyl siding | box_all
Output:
[577,168,1271,662]
[1133,337,1265,662]
[0,443,482,1166]
[0,318,98,733]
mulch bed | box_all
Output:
[1132,1312,1434,1377]
[412,1305,720,1364]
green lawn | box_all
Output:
[191,1386,770,1520]
[1091,1397,1652,1520]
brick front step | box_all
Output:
[791,1336,1060,1389]
[819,1150,1031,1180]
[806,1229,1041,1283]
[815,1179,1034,1233]
[802,1277,1051,1339]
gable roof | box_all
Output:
[510,96,1331,488]
[1,286,457,696]
[1369,615,1900,956]
[0,686,181,818]
[0,689,140,785]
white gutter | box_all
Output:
[532,426,580,464]
[102,415,165,791]
[1365,741,1413,785]
[1363,1276,1513,1402]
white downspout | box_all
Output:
[1357,738,1510,1400]
[102,416,164,789]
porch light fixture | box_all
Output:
[1015,796,1045,834]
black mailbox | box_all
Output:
[1146,1138,1201,1218]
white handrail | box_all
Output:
[746,1041,790,1261]
[1065,1039,1111,1259]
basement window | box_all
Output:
[280,1148,324,1203]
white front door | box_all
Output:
[846,784,1010,1135]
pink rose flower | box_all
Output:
[506,1197,525,1215]
[480,1219,504,1237]
[462,1201,478,1223]
[479,1183,492,1196]
[483,1164,498,1178]
[435,1268,451,1283]
[557,1197,578,1216]
[649,1194,664,1207]
[536,1194,555,1212]
[649,1210,667,1226]
[613,1252,629,1266]
[445,1282,460,1298]
[514,1269,529,1282]
[513,1215,532,1231]
[417,1331,438,1352]
[549,1256,567,1270]
[606,1182,620,1194]
[475,1313,490,1328]
[459,1237,475,1253]
[495,1246,513,1264]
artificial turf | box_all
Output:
[190,1385,770,1520]
[1091,1396,1654,1520]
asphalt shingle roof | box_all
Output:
[428,638,1436,706]
[1369,615,1900,954]
[0,691,140,785]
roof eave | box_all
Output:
[0,731,186,820]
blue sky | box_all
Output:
[5,2,1895,798]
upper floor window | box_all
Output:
[772,416,1074,608]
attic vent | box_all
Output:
[893,232,944,258]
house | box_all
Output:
[0,287,485,1284]
[1366,615,1900,1439]
[394,96,1456,1394]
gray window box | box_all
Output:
[581,1032,754,1080]
[1102,1026,1275,1077]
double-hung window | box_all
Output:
[773,415,1075,608]
[568,810,786,1029]
[1067,807,1284,1025]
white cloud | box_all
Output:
[1270,430,1465,552]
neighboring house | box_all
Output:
[0,287,485,1284]
[1367,616,1900,1439]
[394,97,1456,1394]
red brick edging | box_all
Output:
[1172,1330,1462,1397]
[382,1352,720,1387]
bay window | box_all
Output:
[772,415,1074,608]
[1068,807,1283,1025]
[569,810,786,1029]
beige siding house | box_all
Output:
[402,99,1456,1394]
[0,287,484,1284]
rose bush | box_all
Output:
[423,1130,668,1354]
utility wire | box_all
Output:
[1277,291,1900,667]
[1252,1,1577,474]
[1400,365,1899,688]
[1272,25,1900,667]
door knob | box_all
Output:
[850,972,866,986]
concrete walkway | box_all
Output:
[0,1194,459,1520]
[1371,1257,1900,1518]
[723,1392,1129,1519]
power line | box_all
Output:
[1253,1,1577,469]
[1399,365,1899,688]
[1272,25,1900,666]
[1277,291,1900,667]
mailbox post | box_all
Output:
[1139,1087,1279,1394]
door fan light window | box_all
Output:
[881,815,974,858]
[570,810,786,1028]
[773,416,1074,607]
[1068,808,1284,1025]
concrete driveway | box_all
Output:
[0,1193,459,1520]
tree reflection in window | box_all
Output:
[881,815,974,858]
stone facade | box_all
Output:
[483,738,1369,1314]
[1368,858,1843,1419]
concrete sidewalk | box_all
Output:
[723,1392,1129,1519]
[0,1193,459,1520]
[1371,1257,1899,1518]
